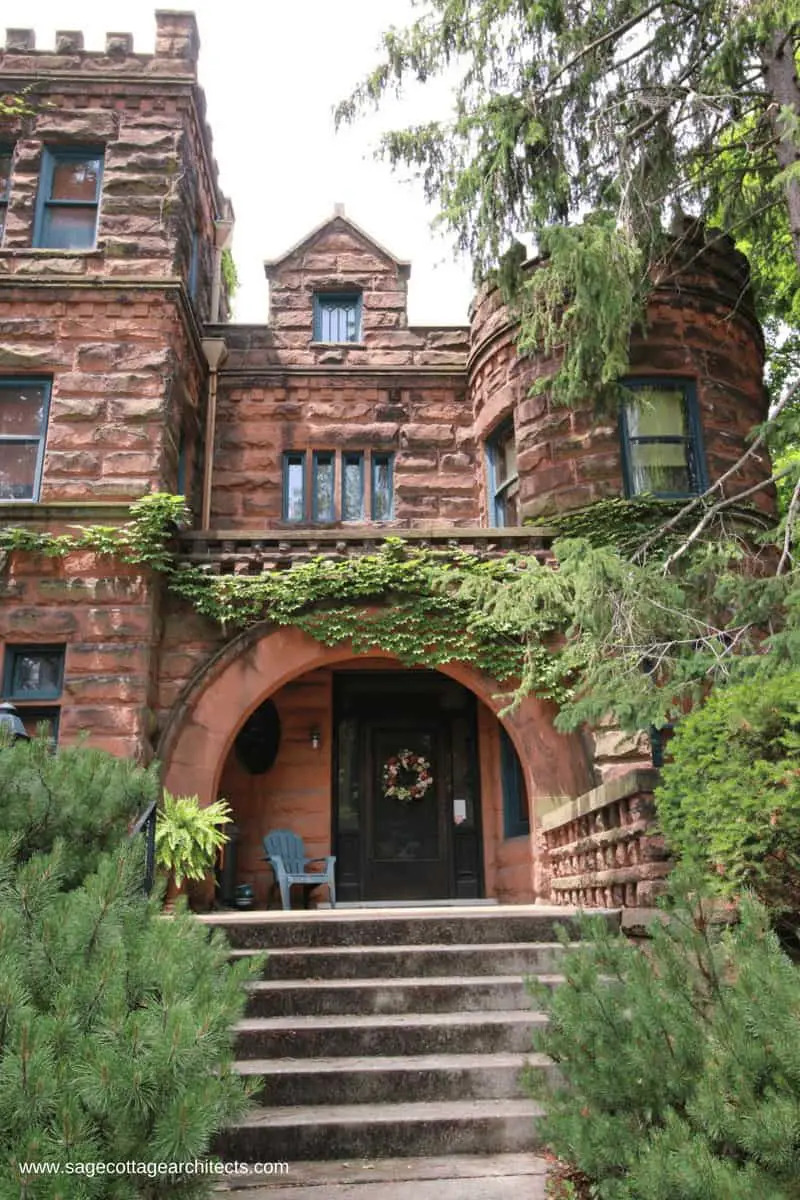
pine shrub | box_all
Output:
[528,882,800,1199]
[654,670,800,924]
[0,738,261,1198]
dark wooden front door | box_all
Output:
[334,671,483,903]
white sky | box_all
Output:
[22,0,475,325]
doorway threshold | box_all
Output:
[317,898,500,909]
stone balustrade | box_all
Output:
[542,768,672,908]
[176,525,557,574]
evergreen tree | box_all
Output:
[339,0,800,408]
[0,737,260,1199]
[528,881,800,1198]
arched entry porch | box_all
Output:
[158,626,594,903]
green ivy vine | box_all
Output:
[0,496,562,698]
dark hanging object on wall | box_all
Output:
[234,699,281,775]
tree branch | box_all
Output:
[634,378,800,561]
[777,472,800,575]
[662,468,792,572]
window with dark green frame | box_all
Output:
[282,450,394,523]
[486,422,519,526]
[312,452,335,521]
[0,378,51,501]
[342,452,364,520]
[313,292,362,343]
[2,644,65,744]
[33,147,104,250]
[0,146,12,242]
[282,451,306,521]
[372,453,394,520]
[500,726,529,838]
[620,378,707,498]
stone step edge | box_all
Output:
[229,1098,545,1128]
[236,1010,547,1033]
[229,941,577,958]
[213,1152,550,1191]
[232,1051,552,1076]
[245,975,563,992]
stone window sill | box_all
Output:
[0,247,105,258]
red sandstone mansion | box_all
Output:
[0,13,773,908]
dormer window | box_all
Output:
[313,292,362,343]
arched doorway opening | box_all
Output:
[159,627,594,903]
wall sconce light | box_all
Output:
[310,727,321,751]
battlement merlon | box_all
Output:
[1,12,199,77]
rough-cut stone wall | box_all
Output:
[468,232,773,521]
[0,13,222,308]
[0,285,202,500]
[0,548,159,759]
[209,364,477,528]
[542,769,672,908]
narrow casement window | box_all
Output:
[34,148,104,250]
[620,380,706,498]
[2,644,65,745]
[342,452,365,520]
[312,452,335,522]
[282,452,306,521]
[0,378,51,501]
[0,148,12,242]
[371,453,394,520]
[500,727,529,838]
[188,226,200,300]
[313,292,362,343]
[486,422,519,526]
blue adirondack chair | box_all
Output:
[262,829,336,910]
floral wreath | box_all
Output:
[382,749,434,803]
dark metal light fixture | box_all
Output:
[310,727,321,751]
[0,701,30,741]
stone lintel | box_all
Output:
[541,768,661,833]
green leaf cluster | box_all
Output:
[0,737,261,1198]
[655,670,800,921]
[529,880,800,1198]
[155,793,233,887]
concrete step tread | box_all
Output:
[245,975,561,991]
[234,1051,550,1076]
[217,1153,548,1187]
[204,904,610,924]
[233,1098,544,1128]
[236,1010,545,1033]
[215,1153,549,1196]
[231,941,573,959]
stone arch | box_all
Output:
[159,624,594,896]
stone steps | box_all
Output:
[204,906,618,1169]
[215,1153,550,1199]
[243,975,562,1018]
[219,1098,546,1162]
[235,1052,552,1105]
[230,941,572,980]
[235,1010,546,1059]
[210,907,600,949]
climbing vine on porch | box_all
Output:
[0,495,570,702]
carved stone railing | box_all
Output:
[542,769,672,909]
[176,526,557,574]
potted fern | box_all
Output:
[155,791,233,911]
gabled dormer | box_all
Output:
[264,204,411,352]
